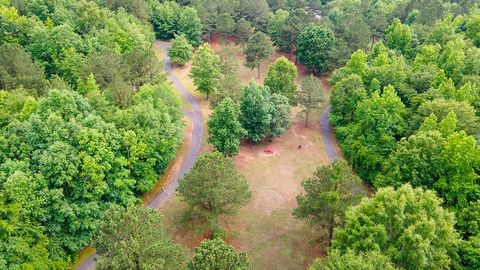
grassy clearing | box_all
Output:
[160,40,334,269]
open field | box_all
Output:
[159,40,334,269]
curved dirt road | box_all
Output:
[320,106,339,160]
[75,41,204,270]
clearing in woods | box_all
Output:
[157,38,335,269]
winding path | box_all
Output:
[320,106,339,160]
[75,41,204,270]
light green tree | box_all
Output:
[208,98,246,156]
[189,44,221,99]
[268,93,291,139]
[386,18,412,55]
[264,56,298,105]
[239,81,272,142]
[187,238,250,270]
[331,184,460,270]
[168,34,193,66]
[177,6,202,47]
[310,250,398,270]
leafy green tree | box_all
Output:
[310,250,397,270]
[77,73,100,95]
[296,24,334,72]
[267,9,289,48]
[298,75,324,126]
[268,93,291,139]
[189,44,221,99]
[293,159,365,243]
[93,205,186,270]
[187,238,250,270]
[344,85,406,181]
[386,18,412,55]
[264,56,298,105]
[150,1,181,40]
[178,152,251,227]
[277,8,317,58]
[243,31,273,79]
[103,0,149,22]
[177,6,202,47]
[239,81,272,142]
[208,98,246,156]
[168,34,193,66]
[459,234,480,269]
[331,184,460,270]
[329,74,367,126]
[191,0,217,42]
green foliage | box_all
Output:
[298,75,324,126]
[331,184,459,270]
[243,31,273,79]
[93,205,186,270]
[268,93,292,139]
[264,56,298,105]
[386,18,412,55]
[187,238,250,270]
[178,152,251,227]
[296,24,334,72]
[150,1,202,46]
[239,81,272,142]
[189,43,221,98]
[168,34,193,66]
[208,97,246,156]
[310,250,397,270]
[293,159,365,243]
[0,43,45,92]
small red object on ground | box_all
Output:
[264,146,273,154]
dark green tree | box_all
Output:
[293,159,365,244]
[296,24,334,72]
[93,205,186,270]
[178,152,251,227]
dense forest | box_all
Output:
[1,0,480,269]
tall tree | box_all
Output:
[386,18,412,55]
[264,56,298,105]
[93,205,186,270]
[187,238,250,270]
[177,152,251,227]
[298,75,324,126]
[208,98,246,156]
[168,34,193,66]
[293,159,365,244]
[189,44,221,99]
[177,6,202,47]
[296,24,334,73]
[239,81,272,142]
[243,31,273,79]
[311,250,397,270]
[331,184,460,270]
[234,18,253,49]
[268,93,292,139]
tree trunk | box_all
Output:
[208,32,212,43]
[328,221,334,246]
[305,111,309,127]
[370,35,375,51]
[257,64,261,79]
